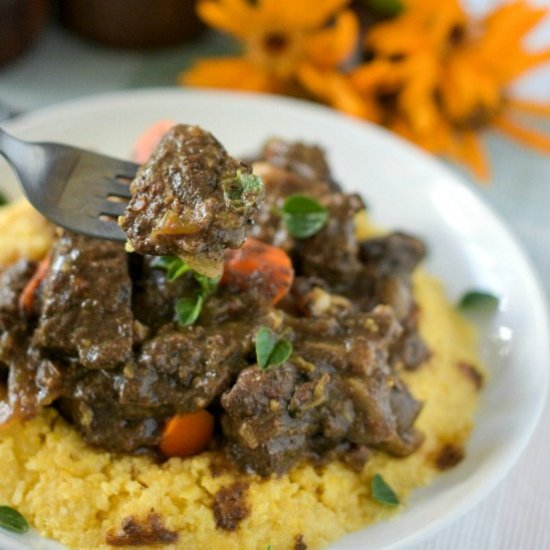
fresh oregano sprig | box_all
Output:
[458,290,499,313]
[370,474,399,507]
[0,505,29,534]
[255,326,293,370]
[152,255,220,326]
[280,194,328,239]
[223,171,264,211]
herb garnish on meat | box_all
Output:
[223,171,263,211]
[153,255,221,326]
[255,326,293,369]
[120,124,264,278]
[281,194,328,238]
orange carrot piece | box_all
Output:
[159,410,215,458]
[19,254,50,314]
[221,238,294,305]
[132,119,176,164]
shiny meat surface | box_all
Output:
[120,124,264,277]
[34,232,133,369]
[221,306,423,475]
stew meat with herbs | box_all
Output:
[0,130,429,476]
[119,124,264,277]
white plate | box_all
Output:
[0,89,548,550]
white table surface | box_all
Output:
[1,10,549,550]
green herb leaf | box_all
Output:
[366,0,403,17]
[371,474,399,506]
[458,290,499,313]
[195,273,221,297]
[151,255,191,281]
[255,326,293,370]
[223,171,263,211]
[0,505,29,534]
[175,295,204,326]
[267,545,273,550]
[282,194,328,239]
[0,191,7,206]
[154,256,221,326]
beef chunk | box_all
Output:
[297,192,365,284]
[359,232,426,275]
[34,232,133,369]
[261,138,334,186]
[120,124,263,277]
[221,306,424,476]
[251,162,365,283]
[221,364,308,475]
[350,232,430,370]
[117,328,247,412]
[58,369,166,453]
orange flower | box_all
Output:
[303,0,550,181]
[180,0,359,94]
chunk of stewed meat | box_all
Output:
[120,124,264,277]
[221,306,424,475]
[58,368,167,453]
[34,232,133,369]
[261,138,335,186]
[117,328,247,412]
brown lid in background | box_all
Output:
[0,0,49,66]
[59,0,204,49]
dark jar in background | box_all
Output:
[0,0,48,66]
[59,0,204,49]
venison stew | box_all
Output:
[0,123,483,550]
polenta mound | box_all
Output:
[0,200,482,550]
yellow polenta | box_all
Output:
[0,201,482,550]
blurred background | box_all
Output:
[0,1,549,549]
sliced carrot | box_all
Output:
[160,409,215,458]
[221,238,294,305]
[132,119,176,164]
[19,254,50,314]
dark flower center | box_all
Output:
[263,32,289,55]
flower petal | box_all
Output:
[306,10,359,68]
[298,65,376,120]
[197,0,258,37]
[259,0,350,29]
[455,131,490,182]
[493,115,550,154]
[180,57,283,93]
[506,98,550,117]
